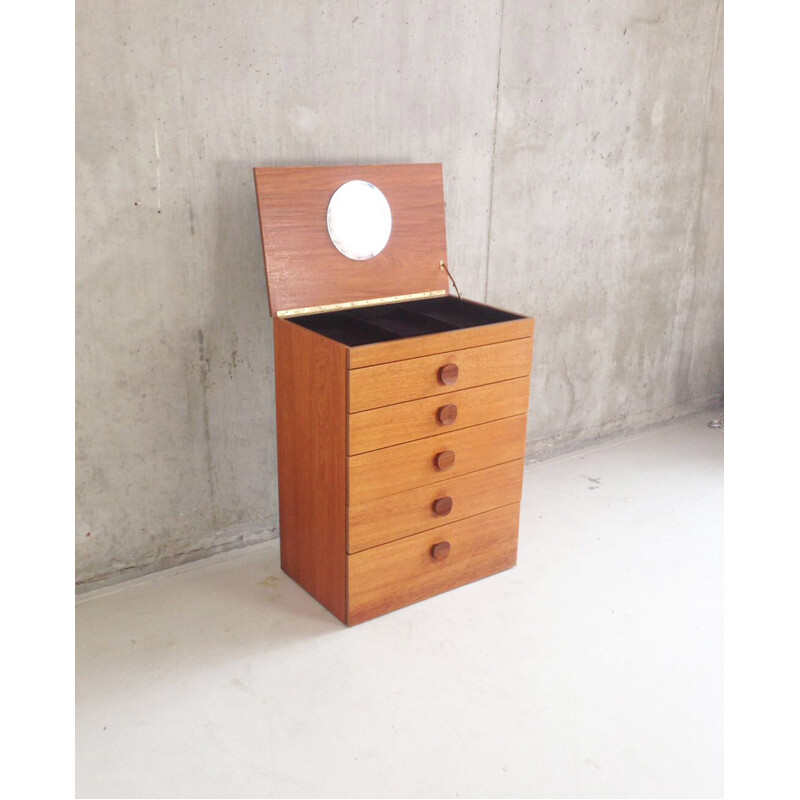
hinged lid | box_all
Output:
[253,163,449,317]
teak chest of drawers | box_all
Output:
[254,163,534,625]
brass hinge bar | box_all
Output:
[276,290,448,318]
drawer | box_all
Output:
[347,503,520,624]
[348,376,530,455]
[347,459,524,552]
[347,414,527,505]
[348,336,533,412]
[348,316,534,369]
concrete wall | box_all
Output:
[76,0,723,587]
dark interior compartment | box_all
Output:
[289,295,523,347]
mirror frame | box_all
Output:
[326,180,393,261]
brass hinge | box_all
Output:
[276,289,448,318]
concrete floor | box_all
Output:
[76,414,723,799]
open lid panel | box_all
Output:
[253,163,449,317]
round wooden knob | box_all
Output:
[438,363,459,385]
[434,450,455,471]
[430,541,451,561]
[437,403,458,426]
[432,496,453,516]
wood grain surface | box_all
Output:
[273,318,347,621]
[254,164,449,316]
[349,335,533,411]
[347,414,528,505]
[347,459,525,553]
[347,503,521,624]
[348,317,534,369]
[347,376,531,455]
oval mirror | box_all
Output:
[327,180,392,260]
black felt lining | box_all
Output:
[289,296,522,347]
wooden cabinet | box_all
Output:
[255,164,534,624]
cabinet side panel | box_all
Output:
[274,318,347,621]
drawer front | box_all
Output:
[348,336,533,412]
[348,459,524,553]
[348,376,530,455]
[347,503,520,624]
[348,317,534,370]
[347,414,527,505]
